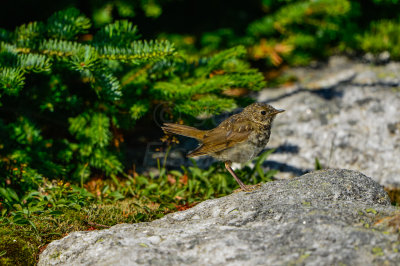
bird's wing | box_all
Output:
[188,115,254,157]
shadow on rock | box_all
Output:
[263,160,310,177]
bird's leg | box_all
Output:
[224,161,247,190]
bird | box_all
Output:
[161,103,284,191]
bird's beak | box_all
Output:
[272,109,285,115]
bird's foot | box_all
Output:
[233,183,262,193]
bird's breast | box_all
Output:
[211,141,261,164]
[211,127,272,164]
[248,125,272,147]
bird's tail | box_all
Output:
[162,123,205,140]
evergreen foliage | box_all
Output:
[0,8,265,189]
[246,0,354,65]
[2,1,400,67]
[95,0,398,67]
[183,0,360,66]
[358,18,400,59]
[91,0,164,26]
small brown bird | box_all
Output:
[162,103,284,191]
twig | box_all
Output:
[87,221,111,228]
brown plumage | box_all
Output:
[162,103,284,191]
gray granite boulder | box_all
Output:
[39,169,400,266]
[257,56,400,188]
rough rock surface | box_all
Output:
[256,56,400,188]
[39,169,400,266]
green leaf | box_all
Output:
[0,187,12,202]
[49,210,64,216]
[315,157,322,170]
[6,188,20,202]
[108,191,125,201]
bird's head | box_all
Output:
[243,103,284,126]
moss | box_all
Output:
[306,210,318,216]
[302,201,311,206]
[320,182,331,188]
[299,253,310,260]
[289,180,301,188]
[372,246,384,256]
[96,238,105,243]
[377,72,398,79]
[0,234,37,266]
[365,208,377,215]
[228,208,239,214]
[49,250,61,259]
[289,252,311,265]
[0,198,168,265]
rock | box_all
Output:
[257,56,400,188]
[363,51,391,65]
[378,51,391,64]
[38,169,400,266]
[305,69,356,90]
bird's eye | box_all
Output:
[261,110,266,115]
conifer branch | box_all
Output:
[46,8,91,40]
